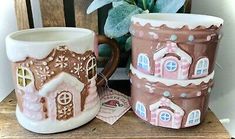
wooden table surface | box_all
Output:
[0,91,230,139]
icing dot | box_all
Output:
[207,35,212,41]
[51,71,54,74]
[188,35,194,41]
[180,93,187,98]
[29,61,33,65]
[73,63,76,66]
[170,34,177,41]
[197,91,201,96]
[48,57,53,61]
[42,62,47,66]
[153,34,159,39]
[163,91,171,97]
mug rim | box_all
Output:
[131,13,224,29]
[6,27,95,44]
[6,27,95,62]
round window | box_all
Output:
[160,111,171,122]
[57,91,72,105]
[165,60,177,72]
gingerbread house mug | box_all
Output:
[129,13,223,129]
[6,27,119,133]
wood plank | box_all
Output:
[15,0,30,30]
[74,0,98,32]
[0,91,230,139]
[39,0,66,27]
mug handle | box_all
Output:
[96,35,120,86]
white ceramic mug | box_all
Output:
[6,27,119,133]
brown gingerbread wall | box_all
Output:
[131,23,222,79]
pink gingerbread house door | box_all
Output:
[157,109,173,128]
[162,56,179,79]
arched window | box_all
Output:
[185,109,201,127]
[135,101,146,119]
[137,53,150,72]
[86,57,97,80]
[16,67,33,88]
[195,58,209,77]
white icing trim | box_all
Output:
[131,13,223,29]
[130,65,214,87]
[16,100,100,133]
[153,43,192,63]
[149,97,184,115]
[38,72,84,96]
[6,27,95,62]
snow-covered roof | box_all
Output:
[153,42,192,63]
[38,72,84,96]
[149,97,184,115]
[6,27,95,62]
[130,64,214,87]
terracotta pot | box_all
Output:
[130,13,223,129]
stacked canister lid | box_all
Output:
[129,13,223,129]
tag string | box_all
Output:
[98,72,111,91]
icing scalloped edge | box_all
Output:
[131,13,223,30]
[130,64,214,87]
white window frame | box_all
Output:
[137,53,150,72]
[185,109,201,127]
[165,60,178,72]
[135,101,146,119]
[16,67,33,89]
[195,58,209,76]
[86,57,97,80]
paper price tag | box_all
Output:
[96,87,131,125]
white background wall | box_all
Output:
[192,0,235,137]
[0,0,17,101]
[0,0,234,137]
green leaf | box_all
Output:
[104,3,143,38]
[125,36,132,51]
[153,0,185,13]
[136,0,156,11]
[98,44,112,57]
[112,1,128,7]
[87,0,122,14]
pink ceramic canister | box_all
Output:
[129,13,223,129]
[6,27,119,133]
